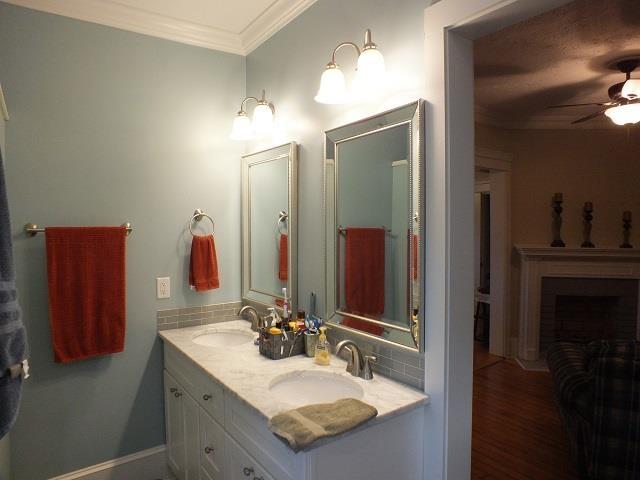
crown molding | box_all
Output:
[2,0,316,56]
[475,105,616,130]
[241,0,316,54]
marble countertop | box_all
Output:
[159,320,429,424]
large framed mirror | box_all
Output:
[242,142,298,312]
[324,101,424,351]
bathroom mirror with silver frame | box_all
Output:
[242,142,298,312]
[324,100,424,351]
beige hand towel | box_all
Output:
[267,398,378,452]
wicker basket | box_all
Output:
[258,330,305,360]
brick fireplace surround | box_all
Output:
[516,246,640,361]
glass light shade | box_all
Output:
[252,103,274,136]
[314,66,349,104]
[353,48,386,98]
[604,103,640,125]
[230,113,252,140]
[621,79,640,99]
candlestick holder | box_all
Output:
[581,202,595,248]
[621,214,633,248]
[551,195,565,247]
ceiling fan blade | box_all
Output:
[571,108,609,124]
[547,102,610,108]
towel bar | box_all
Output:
[24,222,133,237]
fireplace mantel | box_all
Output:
[516,245,640,260]
[515,245,640,361]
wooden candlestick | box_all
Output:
[621,211,633,248]
[551,193,565,247]
[581,201,595,248]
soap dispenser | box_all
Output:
[314,326,330,366]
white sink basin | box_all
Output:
[192,329,255,347]
[268,370,364,406]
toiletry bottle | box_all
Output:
[314,326,330,366]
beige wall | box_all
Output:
[476,124,640,353]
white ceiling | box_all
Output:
[474,0,640,129]
[1,0,317,55]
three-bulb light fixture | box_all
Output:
[230,90,275,140]
[315,29,386,104]
[604,79,640,126]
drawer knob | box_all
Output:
[174,391,182,398]
[170,387,177,393]
[203,394,212,401]
[243,466,254,476]
[204,446,214,454]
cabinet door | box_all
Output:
[225,435,275,480]
[199,410,226,480]
[164,370,185,479]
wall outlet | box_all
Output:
[156,277,170,299]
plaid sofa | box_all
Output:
[547,341,640,480]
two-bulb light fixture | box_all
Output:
[230,90,275,140]
[315,29,386,104]
[605,79,640,126]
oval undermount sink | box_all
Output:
[192,329,255,347]
[268,370,364,406]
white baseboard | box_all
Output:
[49,445,172,480]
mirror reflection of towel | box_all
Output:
[189,235,220,292]
[278,234,288,281]
[345,227,385,316]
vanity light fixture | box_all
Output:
[314,29,385,105]
[230,90,275,140]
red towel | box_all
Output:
[189,235,220,292]
[345,227,385,316]
[278,234,288,281]
[45,227,126,363]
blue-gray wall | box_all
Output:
[0,3,245,478]
[246,0,426,316]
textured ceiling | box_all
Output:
[474,0,640,127]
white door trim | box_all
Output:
[476,150,512,357]
[423,1,572,478]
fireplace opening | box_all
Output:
[554,295,618,343]
[539,278,639,353]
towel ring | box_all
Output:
[189,209,215,237]
[277,211,288,234]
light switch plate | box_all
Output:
[156,277,170,299]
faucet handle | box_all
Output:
[363,355,377,380]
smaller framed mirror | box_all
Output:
[242,142,298,311]
[324,101,424,351]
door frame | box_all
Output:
[422,1,573,478]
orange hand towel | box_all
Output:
[189,235,220,292]
[345,228,385,316]
[45,227,126,363]
[278,234,288,281]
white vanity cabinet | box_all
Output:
[163,343,425,480]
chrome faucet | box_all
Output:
[238,305,265,331]
[336,340,376,380]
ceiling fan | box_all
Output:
[548,58,640,125]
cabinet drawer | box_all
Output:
[225,434,275,480]
[225,395,304,480]
[165,344,224,424]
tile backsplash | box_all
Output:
[157,301,242,331]
[328,327,425,391]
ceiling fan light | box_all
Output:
[604,103,640,126]
[621,79,640,100]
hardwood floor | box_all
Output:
[472,351,581,479]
